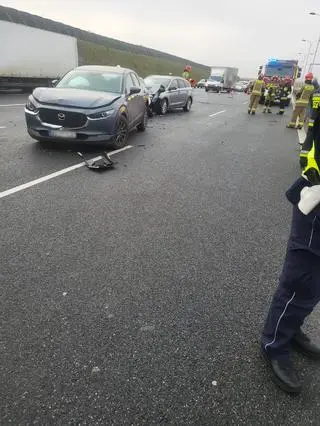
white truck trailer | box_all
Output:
[205,66,239,93]
[0,20,78,90]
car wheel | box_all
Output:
[111,115,129,149]
[160,99,168,115]
[205,88,209,92]
[183,97,192,112]
[147,104,153,117]
[137,108,148,131]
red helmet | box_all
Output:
[305,72,313,80]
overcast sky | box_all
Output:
[1,0,320,77]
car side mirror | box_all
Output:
[130,86,141,94]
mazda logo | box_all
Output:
[57,112,65,120]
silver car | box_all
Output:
[144,75,193,115]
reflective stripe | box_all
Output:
[305,142,320,174]
[252,80,263,95]
[265,292,296,351]
[296,84,314,106]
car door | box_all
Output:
[177,78,188,106]
[130,72,145,121]
[125,73,137,127]
[167,79,180,107]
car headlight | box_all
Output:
[25,98,38,113]
[88,109,115,120]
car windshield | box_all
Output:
[209,76,223,82]
[57,70,123,93]
[144,77,170,89]
[265,66,294,78]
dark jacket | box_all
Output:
[286,177,320,255]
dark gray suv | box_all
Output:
[144,75,193,115]
[25,65,148,148]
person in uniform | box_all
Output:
[287,73,314,129]
[300,83,320,168]
[248,73,265,115]
[261,102,320,394]
[277,77,291,115]
[263,85,275,113]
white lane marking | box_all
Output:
[0,145,133,200]
[297,127,306,145]
[209,110,226,117]
[0,103,25,107]
[0,126,6,129]
[243,101,248,104]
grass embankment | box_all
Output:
[78,40,209,81]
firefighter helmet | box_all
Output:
[305,72,313,81]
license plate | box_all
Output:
[49,130,77,139]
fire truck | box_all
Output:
[264,59,301,81]
[258,59,302,106]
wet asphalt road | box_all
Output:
[1,90,319,425]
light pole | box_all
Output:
[309,12,320,72]
[302,39,313,76]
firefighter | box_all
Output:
[263,85,275,113]
[287,73,314,129]
[261,103,320,394]
[248,73,265,115]
[277,78,291,115]
[182,65,192,80]
[300,84,320,168]
[264,76,279,113]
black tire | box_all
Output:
[111,115,129,149]
[147,104,153,117]
[159,98,168,115]
[137,108,148,131]
[183,97,192,112]
[205,88,209,92]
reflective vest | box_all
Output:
[303,141,320,184]
[280,86,290,100]
[312,92,320,111]
[252,79,264,95]
[296,84,314,106]
[307,91,320,128]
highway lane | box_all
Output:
[0,91,248,193]
[1,90,319,425]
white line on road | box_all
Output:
[209,110,226,117]
[0,126,6,129]
[0,104,25,107]
[0,145,133,200]
[243,101,248,104]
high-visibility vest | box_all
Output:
[280,87,290,100]
[312,92,320,110]
[303,141,320,181]
[296,84,314,106]
[252,79,264,95]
